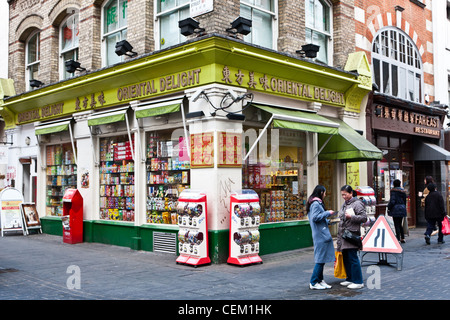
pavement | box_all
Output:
[0,226,449,304]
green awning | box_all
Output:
[135,100,182,119]
[35,120,70,135]
[87,109,127,126]
[253,104,340,135]
[318,117,382,162]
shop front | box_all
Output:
[1,35,380,263]
[366,93,448,227]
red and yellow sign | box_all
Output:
[190,133,214,168]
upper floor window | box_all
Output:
[240,0,276,49]
[156,0,189,50]
[102,0,128,66]
[305,0,331,64]
[372,27,423,103]
[26,32,40,90]
[60,12,80,79]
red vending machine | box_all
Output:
[227,190,262,266]
[62,189,83,244]
[176,190,210,267]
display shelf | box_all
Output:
[99,136,135,222]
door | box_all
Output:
[402,165,415,227]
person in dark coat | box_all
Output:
[424,183,446,244]
[387,179,407,243]
[306,185,337,290]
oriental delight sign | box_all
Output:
[374,105,441,138]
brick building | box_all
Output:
[352,0,448,228]
[1,0,391,262]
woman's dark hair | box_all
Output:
[393,179,401,188]
[340,185,353,194]
[427,183,437,192]
[425,176,434,185]
[306,185,326,212]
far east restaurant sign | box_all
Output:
[373,105,441,139]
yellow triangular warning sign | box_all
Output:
[362,215,403,253]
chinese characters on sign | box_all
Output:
[191,133,214,168]
[218,132,242,167]
[221,66,345,106]
[75,92,106,111]
[374,105,440,137]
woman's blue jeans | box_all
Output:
[342,249,363,284]
[310,263,325,285]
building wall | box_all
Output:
[354,0,435,102]
[8,0,360,95]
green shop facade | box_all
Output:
[0,35,381,263]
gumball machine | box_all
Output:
[227,190,262,266]
[176,190,210,267]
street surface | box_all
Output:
[0,227,448,306]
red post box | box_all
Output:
[62,189,83,244]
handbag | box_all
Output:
[442,216,450,236]
[334,251,346,279]
[342,229,362,249]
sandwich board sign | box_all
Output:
[362,215,403,253]
[0,188,25,237]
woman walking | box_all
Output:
[307,185,337,290]
[336,185,367,289]
[387,179,407,243]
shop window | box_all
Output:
[46,144,77,216]
[156,0,189,50]
[102,0,128,66]
[60,12,79,79]
[305,0,332,64]
[26,32,40,91]
[372,28,423,103]
[242,128,308,223]
[240,0,276,49]
[146,130,190,224]
[99,135,135,221]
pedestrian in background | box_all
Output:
[337,185,367,289]
[420,176,435,207]
[424,183,446,245]
[306,185,337,290]
[387,179,407,243]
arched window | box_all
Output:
[372,27,423,103]
[26,31,40,90]
[60,12,79,79]
[305,0,332,64]
[102,0,128,66]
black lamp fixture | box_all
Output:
[29,79,44,88]
[115,40,138,57]
[185,110,205,119]
[296,44,320,59]
[65,60,86,73]
[226,113,245,121]
[226,17,252,36]
[178,17,205,37]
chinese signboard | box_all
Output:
[373,105,441,138]
[191,132,214,168]
[218,132,242,167]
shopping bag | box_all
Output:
[442,216,450,236]
[334,251,347,279]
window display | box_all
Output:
[146,131,190,224]
[46,143,77,216]
[99,135,135,221]
[242,129,307,223]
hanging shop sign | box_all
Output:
[373,105,441,138]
